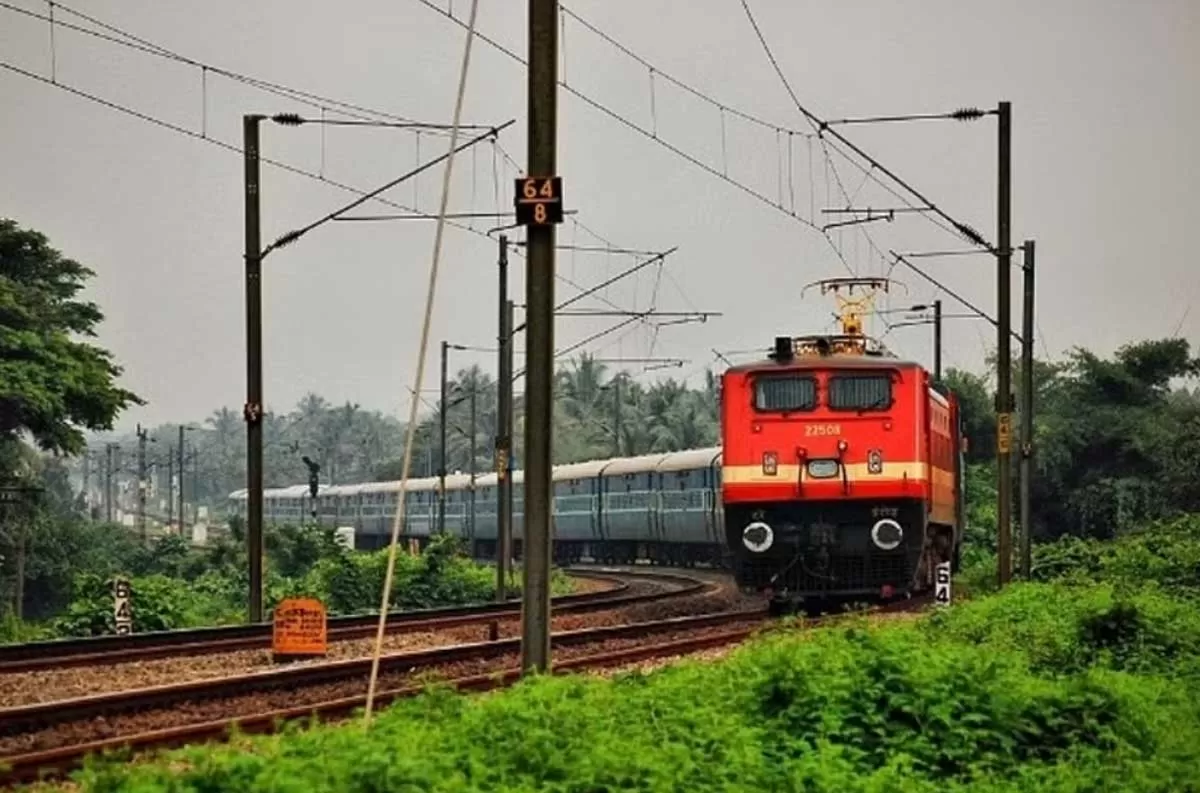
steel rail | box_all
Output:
[0,607,748,736]
[0,569,704,673]
[0,624,758,786]
[0,596,930,787]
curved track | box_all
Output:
[0,590,930,787]
[0,569,706,674]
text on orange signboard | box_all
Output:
[272,597,328,656]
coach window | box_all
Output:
[828,373,893,411]
[753,375,817,412]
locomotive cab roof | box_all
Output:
[725,333,924,374]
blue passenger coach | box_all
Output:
[228,446,726,566]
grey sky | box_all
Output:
[2,0,1197,432]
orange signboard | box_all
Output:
[271,597,328,659]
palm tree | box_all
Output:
[557,353,608,424]
[319,402,360,484]
[205,408,242,496]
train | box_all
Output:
[719,278,967,609]
[227,446,729,567]
[227,278,967,608]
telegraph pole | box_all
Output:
[136,425,149,542]
[81,451,91,519]
[166,447,174,530]
[191,448,199,524]
[494,235,511,603]
[177,426,186,536]
[497,290,514,602]
[612,376,621,456]
[468,381,477,538]
[1019,239,1036,579]
[243,113,265,623]
[104,443,115,523]
[521,0,561,675]
[932,299,943,382]
[995,100,1014,587]
[438,340,449,535]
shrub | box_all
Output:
[49,573,202,636]
[956,512,1200,601]
[70,592,1200,792]
[923,581,1200,679]
[25,528,577,639]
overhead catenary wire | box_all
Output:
[414,0,857,277]
[539,2,890,277]
[264,120,514,254]
[0,59,491,242]
[489,136,703,328]
[737,0,994,253]
[558,5,809,137]
[1,0,670,292]
[735,0,990,342]
[6,0,714,368]
[889,251,1023,345]
[0,61,649,323]
[512,315,643,382]
[896,249,992,259]
[0,0,456,133]
[363,0,480,725]
[269,113,493,130]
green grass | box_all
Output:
[35,517,1200,791]
[51,576,1199,793]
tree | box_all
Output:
[0,219,142,459]
[1030,338,1200,540]
[941,368,994,464]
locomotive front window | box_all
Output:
[828,374,893,411]
[753,375,817,412]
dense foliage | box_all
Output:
[944,337,1200,544]
[77,336,1199,546]
[4,527,571,642]
[5,222,1200,789]
[61,517,1200,792]
[77,355,721,519]
[0,219,142,621]
[9,332,1196,634]
[0,219,142,455]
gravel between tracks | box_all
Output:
[0,576,751,709]
[0,617,767,757]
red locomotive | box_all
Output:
[719,278,965,611]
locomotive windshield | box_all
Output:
[828,373,892,411]
[753,374,817,412]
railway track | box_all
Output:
[0,594,930,787]
[0,568,705,674]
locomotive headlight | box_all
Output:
[742,521,774,553]
[870,518,904,551]
[762,451,778,476]
[807,459,839,479]
[837,439,848,452]
[867,449,883,474]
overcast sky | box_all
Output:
[2,0,1197,431]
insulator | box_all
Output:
[955,222,987,247]
[950,107,986,121]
